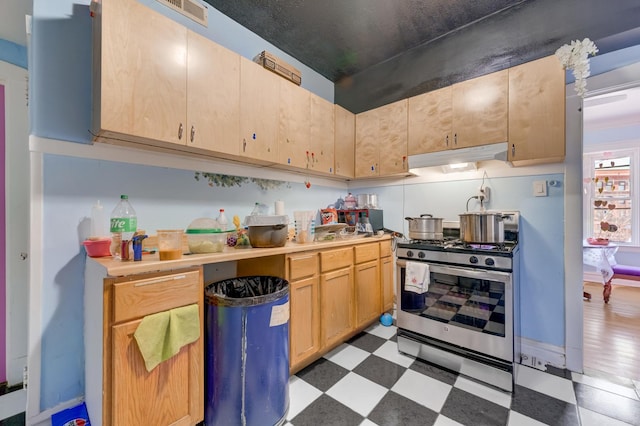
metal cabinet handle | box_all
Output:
[511,144,516,157]
[134,274,188,287]
[190,125,195,143]
[178,123,183,140]
[454,133,457,145]
[243,138,247,152]
[446,135,449,146]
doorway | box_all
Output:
[581,85,640,381]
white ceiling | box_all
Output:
[583,86,640,131]
[0,0,31,46]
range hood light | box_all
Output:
[441,162,477,173]
[408,142,508,171]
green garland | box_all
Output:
[195,172,289,190]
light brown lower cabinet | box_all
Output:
[104,267,204,426]
[380,240,394,312]
[287,241,392,373]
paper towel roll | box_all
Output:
[275,200,285,216]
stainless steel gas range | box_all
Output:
[396,213,520,392]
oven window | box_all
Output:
[401,270,506,337]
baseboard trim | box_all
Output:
[27,396,84,426]
[518,337,566,371]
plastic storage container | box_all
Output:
[205,276,289,426]
[244,215,289,247]
[186,217,227,253]
[157,229,183,260]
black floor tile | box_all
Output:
[409,358,458,386]
[545,365,573,380]
[511,384,580,425]
[574,381,640,425]
[352,354,406,389]
[0,412,25,426]
[296,358,349,392]
[347,331,387,353]
[290,394,364,426]
[367,391,439,426]
[440,388,510,426]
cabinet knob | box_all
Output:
[454,133,457,145]
[178,123,183,140]
[190,125,195,143]
[511,144,516,157]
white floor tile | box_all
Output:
[434,414,465,426]
[0,388,26,420]
[359,419,379,426]
[391,369,452,412]
[515,365,576,404]
[572,372,640,401]
[578,406,635,426]
[286,376,322,421]
[453,376,512,408]
[323,343,370,370]
[326,372,388,417]
[365,322,397,340]
[507,411,548,426]
[373,340,414,368]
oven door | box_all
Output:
[396,259,513,362]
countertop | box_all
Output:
[89,234,392,277]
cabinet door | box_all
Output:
[408,86,453,154]
[378,99,408,175]
[334,105,355,178]
[97,0,187,145]
[239,57,279,162]
[508,55,566,165]
[278,81,310,169]
[309,93,335,174]
[289,276,320,370]
[355,108,379,177]
[452,70,508,148]
[112,319,202,426]
[354,260,381,329]
[320,267,354,349]
[380,256,394,312]
[186,31,240,156]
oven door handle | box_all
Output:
[397,259,512,281]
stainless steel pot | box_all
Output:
[405,214,443,240]
[459,212,510,243]
[357,193,378,208]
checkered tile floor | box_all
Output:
[285,323,640,426]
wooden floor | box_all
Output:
[583,281,640,381]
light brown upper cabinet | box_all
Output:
[278,80,311,169]
[92,0,188,146]
[309,94,336,174]
[408,86,453,154]
[239,57,279,163]
[508,55,566,165]
[451,70,509,148]
[334,105,355,178]
[186,31,240,156]
[355,99,408,178]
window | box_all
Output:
[584,149,638,245]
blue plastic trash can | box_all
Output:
[205,276,290,426]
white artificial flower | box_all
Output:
[555,38,598,97]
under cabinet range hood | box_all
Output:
[408,142,509,170]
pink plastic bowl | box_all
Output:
[83,238,112,257]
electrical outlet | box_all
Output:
[478,186,490,203]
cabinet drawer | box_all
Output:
[288,254,318,280]
[379,240,392,258]
[354,243,379,264]
[113,270,200,323]
[320,248,353,273]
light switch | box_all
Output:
[533,180,547,197]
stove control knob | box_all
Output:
[418,251,426,259]
[485,258,495,266]
[469,256,479,264]
[407,250,414,258]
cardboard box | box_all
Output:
[253,51,302,85]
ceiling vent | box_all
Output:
[156,0,208,27]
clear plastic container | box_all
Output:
[157,229,183,260]
[186,217,227,253]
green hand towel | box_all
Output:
[134,304,200,372]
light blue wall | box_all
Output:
[356,172,566,346]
